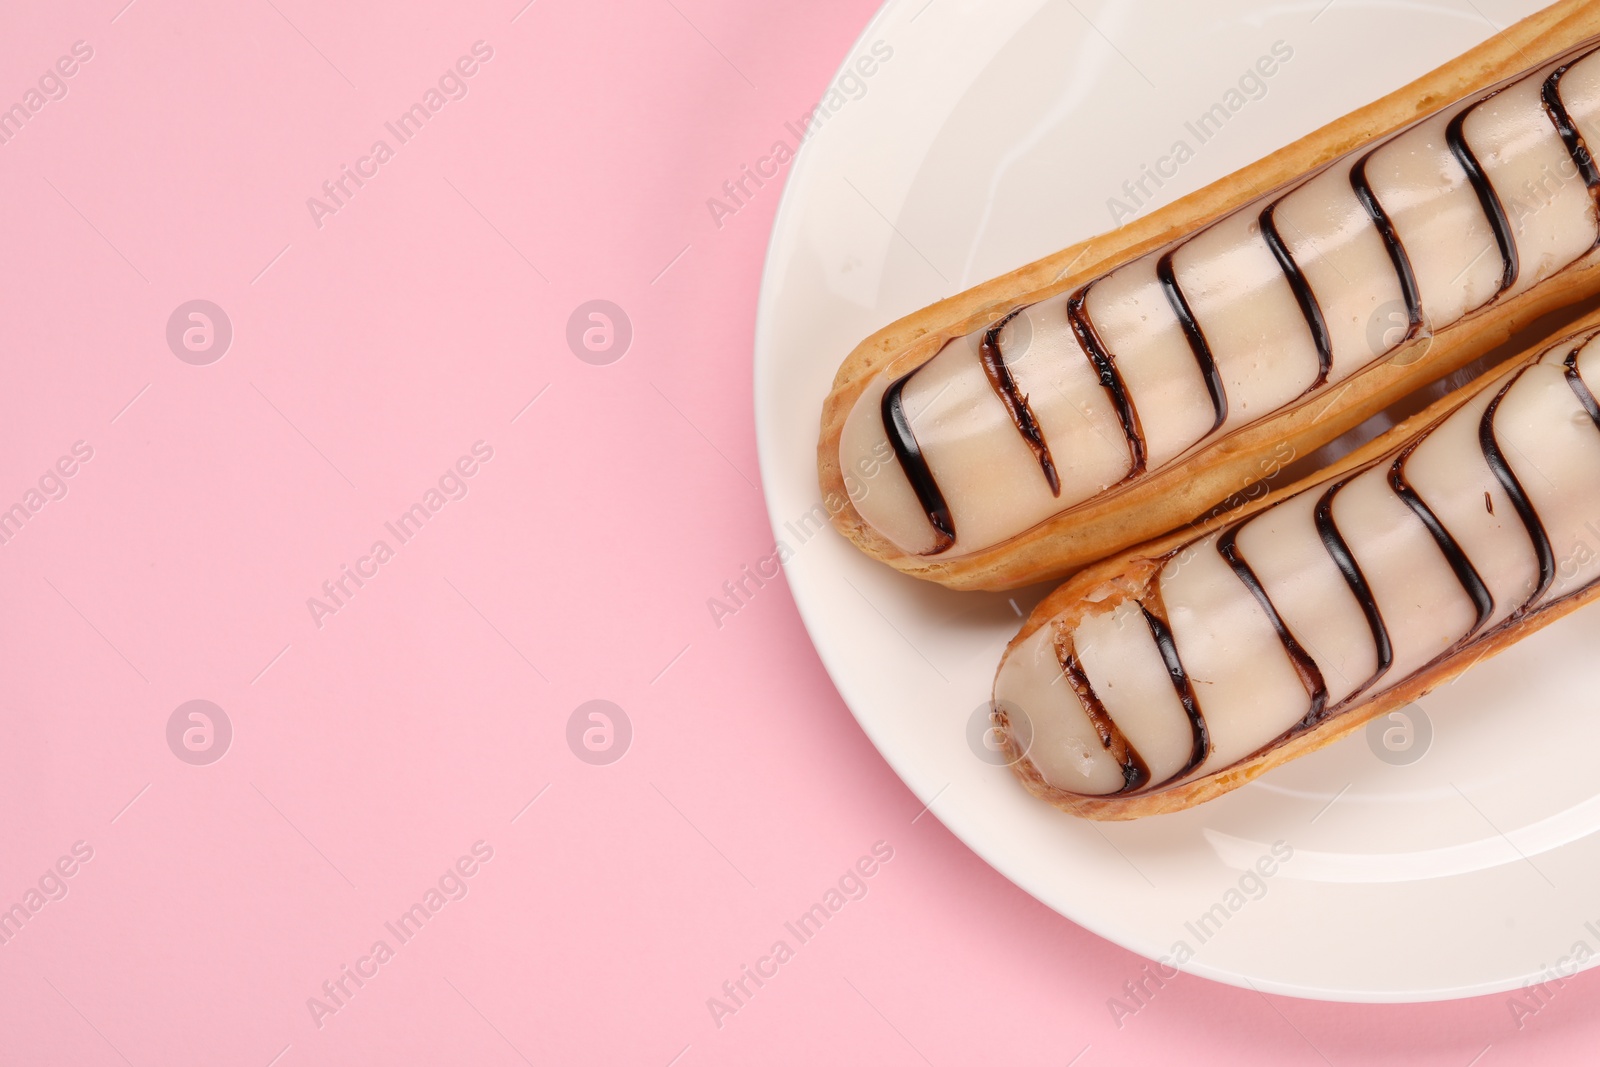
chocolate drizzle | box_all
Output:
[1388,439,1495,636]
[879,45,1600,559]
[1041,335,1600,799]
[978,308,1061,495]
[1056,638,1150,793]
[1350,150,1424,346]
[1564,345,1600,428]
[1313,478,1394,701]
[1067,286,1147,477]
[1216,523,1329,727]
[881,368,956,552]
[1480,372,1554,612]
[1541,65,1600,199]
[1138,600,1209,782]
[1446,105,1520,295]
[1156,250,1228,434]
[1260,202,1333,393]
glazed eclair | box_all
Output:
[992,315,1600,819]
[819,0,1600,590]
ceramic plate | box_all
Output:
[752,0,1600,1001]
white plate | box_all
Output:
[753,0,1600,1001]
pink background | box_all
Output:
[0,0,1595,1063]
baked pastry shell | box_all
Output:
[817,0,1600,591]
[992,303,1600,819]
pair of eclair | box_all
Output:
[816,0,1600,818]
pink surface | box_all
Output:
[0,1,1595,1063]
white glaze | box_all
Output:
[1468,59,1598,300]
[1157,530,1309,776]
[844,45,1600,559]
[1172,208,1322,427]
[997,333,1600,798]
[1080,258,1217,469]
[993,623,1126,797]
[1267,159,1405,379]
[1362,105,1503,327]
[1073,599,1195,785]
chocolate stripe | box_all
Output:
[1480,372,1554,611]
[1259,202,1333,393]
[1542,64,1600,198]
[1313,478,1393,700]
[1350,149,1423,347]
[1446,105,1519,295]
[1564,345,1600,429]
[1216,523,1329,727]
[978,308,1061,495]
[1138,600,1209,782]
[881,368,956,553]
[1067,286,1147,477]
[1387,440,1495,636]
[1055,638,1150,794]
[1155,249,1228,434]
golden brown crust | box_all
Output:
[818,0,1600,591]
[992,305,1600,820]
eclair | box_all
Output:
[992,314,1600,820]
[819,0,1600,590]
